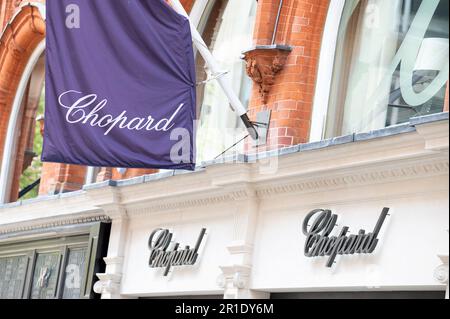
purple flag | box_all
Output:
[43,0,196,170]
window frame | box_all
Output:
[311,0,449,142]
[310,0,346,142]
[0,222,109,299]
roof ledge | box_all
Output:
[413,112,449,152]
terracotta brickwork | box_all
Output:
[0,2,45,157]
[247,0,330,149]
[39,163,87,195]
[0,0,19,31]
[0,1,46,201]
[180,0,195,13]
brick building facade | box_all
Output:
[0,0,448,300]
[0,0,338,203]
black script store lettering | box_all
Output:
[148,228,206,276]
[302,207,390,267]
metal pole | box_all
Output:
[169,0,258,140]
[271,0,283,45]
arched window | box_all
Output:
[323,0,449,138]
[0,2,46,203]
[0,44,45,202]
[16,54,45,200]
[195,0,257,163]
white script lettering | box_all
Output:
[58,90,185,136]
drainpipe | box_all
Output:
[271,0,283,45]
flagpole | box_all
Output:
[169,0,259,140]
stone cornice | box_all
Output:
[3,156,445,231]
[415,118,449,151]
[125,193,234,216]
[0,119,448,231]
[255,159,449,198]
[0,212,110,235]
[108,156,449,217]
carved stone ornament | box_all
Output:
[218,265,252,290]
[435,254,449,284]
[242,45,292,104]
[93,273,122,296]
[434,264,449,284]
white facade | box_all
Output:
[1,114,448,299]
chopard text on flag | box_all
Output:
[43,0,196,170]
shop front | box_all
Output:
[85,113,447,299]
[0,113,448,300]
[0,0,448,301]
[0,194,111,299]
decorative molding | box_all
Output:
[434,254,449,299]
[415,119,450,151]
[242,46,292,104]
[123,185,258,216]
[1,159,447,231]
[218,264,269,299]
[0,214,110,235]
[102,204,128,220]
[104,256,124,266]
[0,124,448,236]
[126,194,234,216]
[91,159,449,218]
[228,186,257,201]
[255,160,449,198]
[435,254,449,284]
[219,265,252,290]
[93,273,122,297]
[434,263,449,284]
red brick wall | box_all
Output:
[180,0,195,13]
[39,163,87,195]
[248,0,330,149]
[166,0,195,13]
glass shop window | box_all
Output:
[195,0,257,163]
[0,223,109,299]
[325,0,449,138]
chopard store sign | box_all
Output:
[148,228,207,276]
[302,207,390,267]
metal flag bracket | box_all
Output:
[196,70,229,86]
[169,0,259,141]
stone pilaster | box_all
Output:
[216,185,269,299]
[96,205,128,299]
[435,254,449,299]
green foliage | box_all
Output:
[19,89,44,200]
